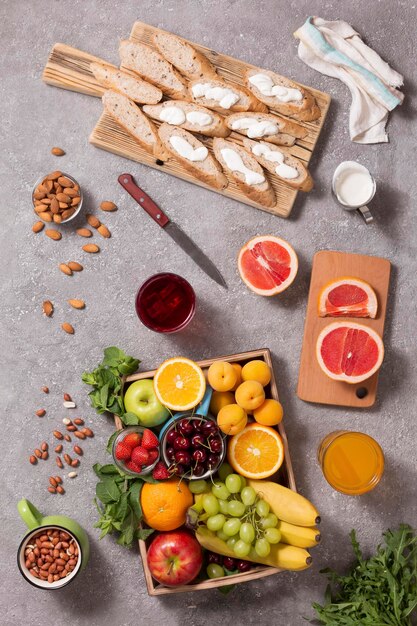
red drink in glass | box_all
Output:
[135,273,196,333]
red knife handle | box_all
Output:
[118,173,170,228]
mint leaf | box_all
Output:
[128,481,143,519]
[103,346,125,365]
[106,431,120,454]
[137,528,154,541]
[96,479,121,504]
[121,412,140,426]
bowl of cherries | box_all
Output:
[160,415,226,480]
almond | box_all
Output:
[41,198,52,205]
[32,221,45,233]
[67,261,83,272]
[82,244,100,253]
[51,147,65,156]
[68,299,85,310]
[86,214,100,228]
[61,208,75,221]
[53,214,63,224]
[56,193,71,203]
[97,224,111,238]
[59,201,69,209]
[61,322,74,335]
[57,176,73,187]
[59,263,72,276]
[46,171,62,181]
[45,229,62,241]
[39,212,53,222]
[34,190,46,200]
[34,204,47,214]
[76,228,92,238]
[50,197,60,212]
[42,300,53,317]
[100,200,117,212]
[71,197,81,206]
[64,187,78,197]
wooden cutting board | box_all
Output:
[297,250,391,408]
[42,21,331,218]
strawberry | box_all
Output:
[123,432,142,449]
[131,446,150,466]
[141,429,159,450]
[125,459,142,474]
[115,441,131,461]
[147,449,159,464]
[152,461,171,480]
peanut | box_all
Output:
[29,455,37,465]
[55,444,63,453]
[82,427,94,437]
[53,431,63,440]
[36,409,46,417]
[41,451,49,460]
[41,442,48,452]
[56,456,64,469]
[73,418,84,425]
[74,431,86,440]
[68,299,85,309]
[73,445,83,455]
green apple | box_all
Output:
[124,379,169,427]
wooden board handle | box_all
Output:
[118,174,170,227]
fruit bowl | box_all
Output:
[112,426,160,477]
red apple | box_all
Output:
[147,531,203,587]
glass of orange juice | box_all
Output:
[318,430,384,495]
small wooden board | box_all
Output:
[115,348,298,595]
[42,21,331,218]
[297,251,391,408]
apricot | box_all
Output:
[210,391,235,416]
[208,361,237,392]
[217,404,247,435]
[231,363,242,391]
[241,360,271,387]
[235,380,265,411]
[253,399,283,426]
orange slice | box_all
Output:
[318,277,378,318]
[153,357,206,411]
[227,423,284,479]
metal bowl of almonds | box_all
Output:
[32,171,83,224]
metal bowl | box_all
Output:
[32,172,83,224]
[112,426,160,477]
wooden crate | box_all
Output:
[114,348,297,595]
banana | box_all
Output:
[277,520,321,548]
[247,479,320,527]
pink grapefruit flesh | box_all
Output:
[318,277,377,318]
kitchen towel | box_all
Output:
[294,17,404,143]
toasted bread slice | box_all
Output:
[244,69,320,122]
[189,78,268,113]
[153,31,217,80]
[243,138,313,191]
[226,112,307,145]
[158,124,228,190]
[213,138,275,207]
[143,101,230,138]
[91,62,163,104]
[119,40,188,100]
[102,90,169,161]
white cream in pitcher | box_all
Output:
[252,144,299,179]
[333,161,375,207]
[220,148,265,185]
[249,73,303,103]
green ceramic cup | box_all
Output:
[17,498,90,589]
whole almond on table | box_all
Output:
[42,300,54,317]
[76,228,92,238]
[82,244,100,253]
[45,229,62,241]
[97,224,111,238]
[86,214,100,228]
[32,221,45,233]
[59,263,72,276]
[67,261,83,272]
[51,147,65,156]
[68,299,85,310]
[62,323,74,334]
[100,201,117,212]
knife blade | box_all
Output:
[118,173,227,289]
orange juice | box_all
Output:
[318,431,384,495]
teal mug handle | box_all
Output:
[17,499,43,530]
[197,386,213,417]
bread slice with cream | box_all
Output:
[119,40,188,100]
[226,112,307,145]
[243,138,313,191]
[189,78,268,114]
[143,101,230,138]
[91,62,163,104]
[102,90,169,161]
[158,124,228,190]
[213,138,276,207]
[244,69,320,122]
[153,31,217,80]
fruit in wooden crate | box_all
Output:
[235,380,265,411]
[238,235,298,296]
[209,391,235,416]
[231,363,242,390]
[276,520,321,549]
[246,480,320,527]
[153,357,206,410]
[253,399,283,426]
[316,321,384,384]
[217,404,247,435]
[141,479,193,531]
[207,361,238,392]
[147,530,203,587]
[228,423,284,479]
[241,360,271,386]
[318,277,378,318]
[124,379,169,426]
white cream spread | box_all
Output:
[169,136,208,162]
[186,111,213,126]
[249,73,303,103]
[252,143,299,179]
[333,161,374,207]
[231,117,278,138]
[159,106,186,125]
[192,83,240,109]
[221,148,265,185]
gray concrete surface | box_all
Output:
[1,1,416,624]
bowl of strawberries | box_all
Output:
[112,426,160,477]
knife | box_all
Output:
[118,173,227,289]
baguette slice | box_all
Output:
[226,112,307,145]
[153,31,217,80]
[102,90,169,161]
[158,124,228,190]
[213,138,276,207]
[119,40,188,100]
[143,101,230,138]
[189,78,268,113]
[244,69,321,122]
[243,138,313,191]
[91,62,163,104]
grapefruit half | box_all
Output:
[238,235,298,296]
[316,322,384,384]
[318,277,378,318]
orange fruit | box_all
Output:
[141,479,193,531]
[238,235,298,296]
[316,321,384,384]
[235,380,265,411]
[253,399,283,426]
[228,423,284,479]
[207,361,237,392]
[241,360,271,386]
[217,404,247,435]
[318,277,378,318]
[231,363,242,390]
[153,357,206,411]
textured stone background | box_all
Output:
[1,1,416,624]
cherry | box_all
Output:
[201,421,217,437]
[173,436,190,450]
[207,552,223,565]
[207,453,220,469]
[192,419,204,433]
[175,451,191,466]
[166,429,178,445]
[223,557,236,571]
[209,437,223,453]
[166,446,176,462]
[170,463,185,476]
[192,463,206,477]
[178,419,194,436]
[236,560,251,573]
[192,448,207,463]
[191,434,205,448]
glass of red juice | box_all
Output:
[135,273,196,333]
